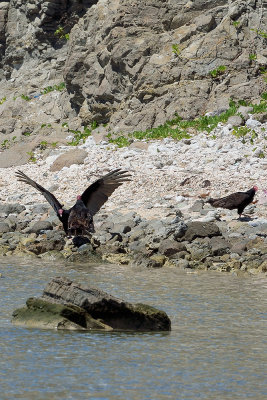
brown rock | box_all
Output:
[50,149,88,171]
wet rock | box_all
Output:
[12,277,171,331]
[148,255,166,268]
[12,298,111,331]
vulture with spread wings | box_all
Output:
[16,169,131,236]
[207,186,258,218]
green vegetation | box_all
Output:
[41,82,65,95]
[249,54,257,61]
[54,26,69,40]
[67,124,96,146]
[40,123,52,129]
[38,141,48,150]
[209,65,227,78]
[251,28,267,39]
[1,136,17,149]
[27,151,37,163]
[1,139,10,149]
[0,96,6,105]
[21,94,31,101]
[22,132,31,136]
[232,21,240,28]
[172,44,181,57]
[232,126,258,144]
[105,94,267,148]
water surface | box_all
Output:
[1,258,267,400]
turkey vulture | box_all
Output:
[15,169,131,236]
[207,186,258,217]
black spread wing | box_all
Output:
[81,169,131,215]
[15,170,63,214]
[208,192,251,210]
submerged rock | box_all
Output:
[12,277,171,332]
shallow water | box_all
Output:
[0,258,267,400]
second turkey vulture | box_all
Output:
[16,169,131,236]
[207,186,258,218]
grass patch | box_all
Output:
[67,122,97,146]
[41,82,65,95]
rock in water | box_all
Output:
[12,277,171,332]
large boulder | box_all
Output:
[50,149,87,171]
[183,221,221,241]
[12,277,171,331]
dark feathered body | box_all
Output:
[68,200,94,236]
[208,187,257,216]
[16,169,131,236]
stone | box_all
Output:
[183,222,221,242]
[158,239,186,257]
[27,221,53,235]
[0,203,26,214]
[50,149,88,171]
[227,115,244,127]
[12,298,111,331]
[12,277,172,331]
[0,222,10,233]
[210,236,231,256]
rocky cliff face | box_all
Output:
[0,0,266,144]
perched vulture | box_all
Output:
[16,169,131,236]
[207,186,258,217]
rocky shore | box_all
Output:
[0,106,267,275]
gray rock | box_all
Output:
[190,200,204,212]
[237,106,253,119]
[0,203,26,214]
[158,239,186,257]
[183,221,221,242]
[27,221,53,235]
[227,115,244,127]
[0,222,11,233]
[210,236,231,256]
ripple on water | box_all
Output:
[0,257,267,400]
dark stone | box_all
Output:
[26,238,65,254]
[183,222,221,242]
[72,236,91,247]
[158,239,186,257]
[39,277,171,331]
[210,236,231,256]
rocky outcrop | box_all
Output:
[12,276,171,331]
[0,0,266,147]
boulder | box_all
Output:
[12,277,171,332]
[0,203,26,214]
[27,220,53,234]
[0,222,10,233]
[50,149,88,171]
[183,221,221,242]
